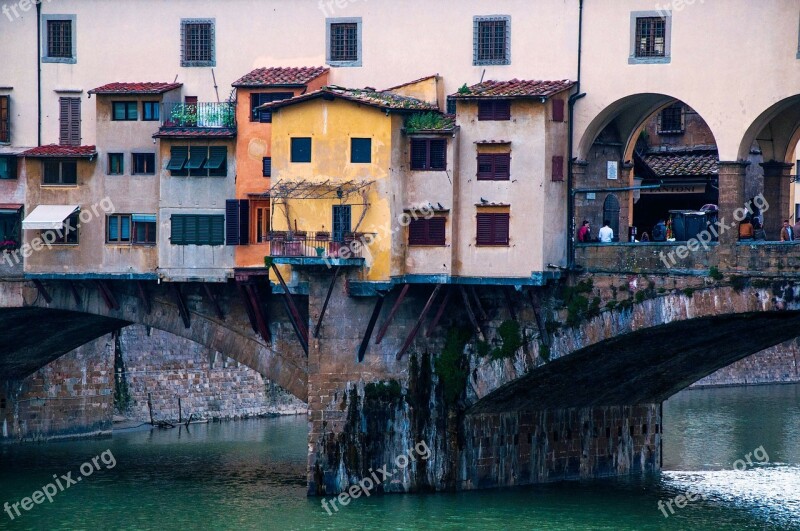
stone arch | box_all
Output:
[468,284,800,414]
[0,281,308,400]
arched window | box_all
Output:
[603,194,620,241]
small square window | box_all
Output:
[326,18,362,67]
[132,215,157,244]
[46,19,73,59]
[478,100,511,121]
[107,214,131,243]
[181,19,215,67]
[410,139,447,171]
[658,103,684,134]
[142,102,160,121]
[108,153,124,175]
[629,11,671,64]
[477,153,511,181]
[133,153,156,175]
[351,138,371,163]
[476,212,510,246]
[0,156,17,180]
[473,16,511,66]
[43,160,77,185]
[262,157,272,177]
[408,217,446,246]
[291,138,312,163]
[112,102,138,121]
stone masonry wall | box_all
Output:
[692,337,800,387]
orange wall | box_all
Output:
[234,73,329,267]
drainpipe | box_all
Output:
[36,0,42,146]
[567,0,586,270]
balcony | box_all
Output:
[154,102,236,139]
[267,231,369,267]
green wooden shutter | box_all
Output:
[171,215,186,244]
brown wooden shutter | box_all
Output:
[552,99,565,122]
[410,139,427,170]
[494,153,511,180]
[493,213,510,245]
[59,97,80,146]
[495,100,511,120]
[551,155,564,182]
[429,217,446,245]
[408,218,426,245]
[429,139,447,170]
[0,96,8,143]
[476,213,493,245]
[477,154,494,179]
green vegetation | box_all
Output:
[709,267,724,281]
[729,275,749,293]
[405,112,453,133]
[476,340,490,357]
[489,320,523,360]
[683,287,695,297]
[635,290,647,304]
[434,327,472,407]
[457,83,471,95]
[364,380,403,403]
[560,279,596,327]
[539,343,551,362]
[606,300,618,311]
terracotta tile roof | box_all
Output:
[452,79,575,99]
[232,67,328,87]
[405,114,457,134]
[88,82,183,95]
[21,144,97,158]
[642,150,719,177]
[259,86,438,113]
[153,127,236,139]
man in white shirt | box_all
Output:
[598,220,614,243]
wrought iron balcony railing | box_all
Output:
[268,231,370,259]
[161,102,236,129]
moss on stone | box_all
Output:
[434,327,472,407]
[489,320,523,360]
[364,380,403,403]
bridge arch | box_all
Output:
[468,284,800,414]
[0,281,308,401]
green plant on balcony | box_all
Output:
[169,105,197,127]
[405,112,451,133]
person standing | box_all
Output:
[780,219,794,242]
[598,220,614,243]
[577,220,591,243]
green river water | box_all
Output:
[0,383,798,530]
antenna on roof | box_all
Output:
[211,68,220,103]
[480,69,486,83]
[173,74,178,83]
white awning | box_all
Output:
[22,205,79,230]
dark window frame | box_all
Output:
[476,212,510,246]
[46,19,73,59]
[0,155,17,180]
[142,101,160,121]
[478,100,511,121]
[635,16,667,58]
[291,137,312,163]
[262,157,271,177]
[351,138,372,163]
[410,138,447,171]
[112,101,138,121]
[408,216,446,246]
[326,17,362,67]
[473,15,511,66]
[180,18,216,67]
[658,103,685,134]
[476,152,511,181]
[107,153,124,175]
[132,153,156,175]
[106,214,131,243]
[42,159,78,186]
[250,92,293,122]
[0,95,9,143]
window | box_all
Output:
[408,217,446,246]
[107,214,131,243]
[477,153,511,180]
[0,156,17,180]
[478,100,511,121]
[170,214,224,245]
[630,11,671,64]
[0,95,9,143]
[326,18,362,67]
[108,153,124,175]
[351,138,372,163]
[262,157,271,177]
[133,215,157,244]
[225,199,250,246]
[43,16,76,63]
[181,19,215,67]
[476,212,510,246]
[42,211,79,245]
[133,153,156,175]
[291,138,312,163]
[0,208,20,248]
[446,96,457,115]
[410,139,446,171]
[332,205,351,241]
[473,16,511,66]
[552,99,565,122]
[167,145,226,177]
[43,160,77,185]
[142,102,160,121]
[252,201,270,244]
[250,92,293,122]
[112,102,137,121]
[658,103,684,134]
[59,97,80,146]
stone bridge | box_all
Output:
[2,268,800,496]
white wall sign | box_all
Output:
[607,161,618,180]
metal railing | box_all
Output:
[161,102,236,128]
[268,231,368,259]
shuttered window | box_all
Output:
[477,153,511,180]
[552,155,564,182]
[552,99,565,122]
[262,157,271,177]
[0,96,9,143]
[476,212,510,246]
[59,97,81,146]
[410,138,446,171]
[225,199,250,246]
[168,146,226,177]
[250,92,293,122]
[170,214,224,245]
[408,217,446,246]
[477,100,511,121]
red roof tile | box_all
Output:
[452,79,575,99]
[642,150,719,177]
[21,145,97,158]
[152,127,236,139]
[88,82,183,95]
[260,86,438,113]
[232,67,328,87]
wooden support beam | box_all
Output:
[375,283,410,345]
[68,281,82,306]
[202,283,225,321]
[95,280,119,311]
[357,294,385,362]
[270,264,309,352]
[314,266,340,338]
[172,284,191,329]
[396,284,442,360]
[527,289,550,347]
[459,286,484,341]
[503,287,517,321]
[136,281,151,315]
[469,286,487,321]
[32,279,52,304]
[245,283,272,343]
[425,286,452,338]
[237,282,259,334]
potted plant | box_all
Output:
[315,246,325,257]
